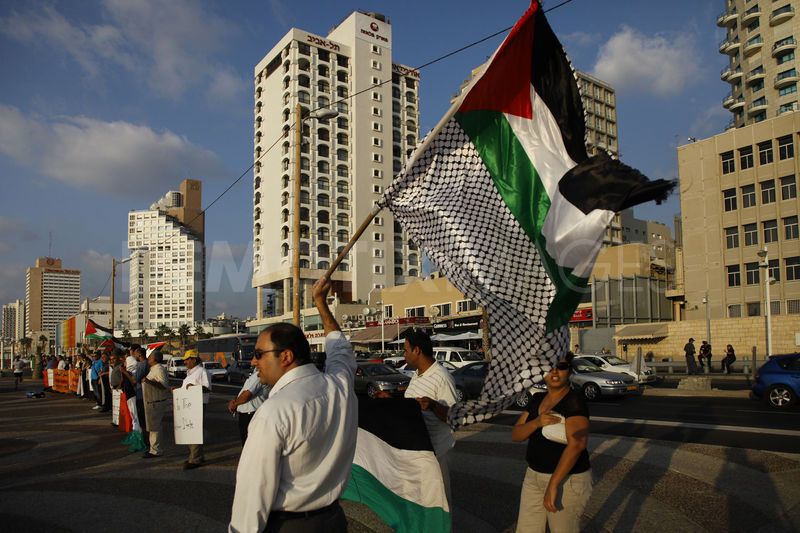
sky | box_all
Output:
[0,0,729,319]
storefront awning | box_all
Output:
[431,331,482,342]
[614,323,669,340]
[349,324,414,344]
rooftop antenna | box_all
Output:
[48,231,53,257]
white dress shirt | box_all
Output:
[236,370,270,414]
[228,331,357,533]
[181,364,211,404]
[405,361,458,456]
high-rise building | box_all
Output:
[2,301,20,340]
[577,71,619,158]
[620,209,676,273]
[719,0,800,128]
[25,257,81,338]
[250,11,420,327]
[127,179,205,331]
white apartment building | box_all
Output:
[250,11,420,327]
[127,179,205,331]
[25,257,80,338]
[2,300,24,340]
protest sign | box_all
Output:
[112,389,121,426]
[173,386,203,445]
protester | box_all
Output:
[512,352,592,533]
[684,338,698,375]
[227,368,270,445]
[178,349,210,469]
[229,277,356,533]
[699,341,712,372]
[13,357,25,390]
[108,351,123,426]
[133,347,149,437]
[90,352,104,410]
[721,344,737,374]
[402,329,458,509]
[142,350,170,458]
[119,348,146,452]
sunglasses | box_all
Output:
[554,361,570,371]
[253,348,282,360]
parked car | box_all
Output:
[226,359,253,385]
[383,356,406,368]
[397,360,458,378]
[166,357,187,379]
[202,361,227,381]
[750,353,800,409]
[575,354,656,384]
[452,361,490,401]
[433,347,486,368]
[354,362,410,398]
[570,359,639,400]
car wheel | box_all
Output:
[366,383,380,399]
[455,387,465,402]
[515,392,529,408]
[766,385,796,409]
[582,383,601,401]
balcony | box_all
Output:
[719,36,741,55]
[743,35,764,56]
[723,93,735,108]
[772,37,797,56]
[775,69,799,88]
[716,7,738,27]
[770,5,795,26]
[747,98,769,115]
[742,5,762,24]
[745,67,765,83]
[721,65,743,81]
[777,102,799,116]
[730,96,746,110]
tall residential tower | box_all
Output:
[25,257,80,338]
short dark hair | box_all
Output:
[130,343,141,353]
[405,330,433,357]
[135,347,146,358]
[153,351,164,364]
[262,323,310,365]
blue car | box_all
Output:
[750,354,800,409]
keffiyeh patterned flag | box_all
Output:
[379,0,673,427]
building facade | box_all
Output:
[677,112,800,321]
[1,300,24,340]
[127,179,205,331]
[620,209,676,272]
[250,11,420,328]
[719,0,800,128]
[25,257,81,338]
[577,71,619,158]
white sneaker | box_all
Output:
[92,405,102,410]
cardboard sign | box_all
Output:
[112,389,121,425]
[46,369,54,388]
[173,386,203,445]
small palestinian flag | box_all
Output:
[342,398,450,533]
[146,341,167,356]
[85,319,113,340]
[379,0,673,427]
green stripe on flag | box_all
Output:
[455,110,588,331]
[343,464,451,533]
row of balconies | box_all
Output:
[717,4,794,28]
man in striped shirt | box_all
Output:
[403,330,458,508]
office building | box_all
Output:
[719,0,800,127]
[127,179,205,331]
[250,11,420,327]
[2,300,25,340]
[577,71,619,157]
[25,257,81,338]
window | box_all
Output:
[779,84,797,96]
[723,188,737,211]
[741,184,756,207]
[373,264,384,274]
[372,248,383,258]
[372,121,382,132]
[372,44,381,54]
[761,180,776,203]
[739,146,754,169]
[372,137,382,147]
[371,59,381,70]
[786,256,800,281]
[785,216,799,239]
[745,262,760,285]
[457,299,479,313]
[779,135,794,159]
[758,141,773,164]
[372,107,382,117]
[371,91,381,101]
[728,304,741,318]
[432,303,452,317]
[750,79,764,93]
[747,302,761,317]
[318,145,329,158]
[374,216,383,226]
[762,220,778,243]
[372,185,383,194]
[373,169,383,178]
[769,259,781,282]
[725,226,739,248]
[371,76,380,85]
[727,265,741,287]
[373,232,383,241]
[744,223,758,246]
[781,175,797,199]
[372,153,383,162]
[405,306,425,317]
[778,51,796,65]
[788,300,800,314]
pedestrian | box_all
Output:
[120,349,146,452]
[99,352,112,412]
[721,344,737,374]
[13,357,25,390]
[57,356,67,370]
[141,350,170,458]
[90,351,103,409]
[227,368,270,446]
[698,341,712,372]
[512,352,592,533]
[402,329,458,510]
[132,346,149,437]
[177,348,210,470]
[684,338,698,375]
[229,277,357,533]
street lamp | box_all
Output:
[701,292,711,347]
[757,247,775,359]
[293,105,339,327]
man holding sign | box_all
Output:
[177,349,210,470]
[229,277,357,533]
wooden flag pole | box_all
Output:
[324,204,384,280]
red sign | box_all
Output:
[365,316,430,328]
[570,308,593,322]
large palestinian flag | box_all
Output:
[379,0,673,427]
[342,398,450,532]
[85,319,113,340]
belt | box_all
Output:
[268,501,339,521]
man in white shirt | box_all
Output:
[403,330,458,509]
[179,349,210,469]
[229,277,357,533]
[227,368,270,445]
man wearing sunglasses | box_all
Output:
[229,277,356,533]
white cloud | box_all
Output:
[0,0,246,102]
[593,26,701,97]
[562,31,601,48]
[689,105,729,139]
[0,104,227,197]
[0,263,26,305]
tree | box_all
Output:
[121,329,131,341]
[177,324,191,349]
[194,324,205,338]
[155,324,171,340]
[20,337,32,356]
[38,334,48,353]
[139,329,148,341]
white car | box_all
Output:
[433,347,486,368]
[575,354,656,383]
[166,357,187,378]
[397,360,458,378]
[202,361,228,381]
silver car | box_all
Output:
[570,359,639,400]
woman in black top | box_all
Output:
[512,353,592,532]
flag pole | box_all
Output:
[324,204,383,280]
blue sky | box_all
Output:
[0,0,727,319]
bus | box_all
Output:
[197,334,258,368]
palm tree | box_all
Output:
[121,329,131,342]
[194,325,206,339]
[177,324,191,349]
[20,337,32,356]
[139,329,149,342]
[155,324,171,340]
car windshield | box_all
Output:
[361,364,399,376]
[460,351,484,361]
[573,360,603,373]
[605,356,628,365]
[204,362,221,369]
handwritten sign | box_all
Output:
[112,389,121,425]
[173,386,203,445]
